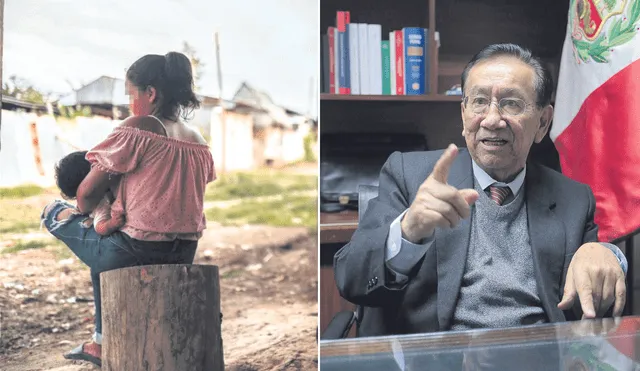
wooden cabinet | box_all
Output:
[319,0,569,335]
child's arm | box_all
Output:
[77,170,120,214]
[93,197,125,236]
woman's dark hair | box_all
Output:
[461,43,554,108]
[54,151,91,199]
[126,52,201,120]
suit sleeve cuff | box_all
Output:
[385,210,434,277]
[600,242,628,276]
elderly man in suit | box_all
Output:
[334,43,628,341]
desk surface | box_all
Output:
[320,316,640,371]
[320,211,358,244]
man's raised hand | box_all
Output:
[400,144,479,243]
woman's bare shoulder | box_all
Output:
[117,116,167,136]
[180,123,208,145]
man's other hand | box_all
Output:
[558,242,626,318]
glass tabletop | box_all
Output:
[320,316,640,371]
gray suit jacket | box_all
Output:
[334,148,599,336]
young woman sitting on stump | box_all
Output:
[41,51,216,367]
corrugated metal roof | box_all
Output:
[58,76,227,110]
[58,76,127,106]
[2,95,48,110]
[232,82,293,128]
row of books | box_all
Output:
[321,10,438,96]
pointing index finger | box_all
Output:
[431,144,458,184]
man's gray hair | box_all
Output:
[461,43,554,108]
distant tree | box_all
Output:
[2,75,47,104]
[181,41,204,91]
[57,103,92,119]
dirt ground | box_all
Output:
[0,218,318,370]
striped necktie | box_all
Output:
[488,185,511,206]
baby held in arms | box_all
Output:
[52,116,168,235]
[54,150,124,235]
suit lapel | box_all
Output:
[436,149,474,330]
[525,163,566,322]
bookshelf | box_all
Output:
[319,0,568,334]
[320,93,461,102]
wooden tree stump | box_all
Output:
[101,264,223,371]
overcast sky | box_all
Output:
[3,0,319,116]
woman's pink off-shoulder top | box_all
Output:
[86,126,216,241]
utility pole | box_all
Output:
[214,31,226,174]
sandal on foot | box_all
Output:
[64,343,102,367]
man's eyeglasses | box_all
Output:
[463,96,530,116]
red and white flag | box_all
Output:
[552,0,640,242]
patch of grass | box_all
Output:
[206,195,317,230]
[0,185,46,199]
[221,269,244,279]
[2,240,49,254]
[205,171,316,201]
[0,203,44,234]
[1,236,72,260]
